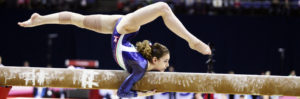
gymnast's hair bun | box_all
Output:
[136,40,169,62]
[136,40,152,61]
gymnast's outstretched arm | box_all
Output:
[18,11,123,34]
[117,2,211,55]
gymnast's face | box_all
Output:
[152,53,170,72]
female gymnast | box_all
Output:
[18,2,211,98]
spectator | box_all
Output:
[185,0,195,14]
[1,0,300,16]
[23,61,30,67]
[17,0,31,9]
[289,70,296,76]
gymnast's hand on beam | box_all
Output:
[188,38,212,55]
[138,89,160,97]
[18,13,41,27]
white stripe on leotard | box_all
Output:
[116,34,138,70]
[116,34,126,70]
[121,44,138,52]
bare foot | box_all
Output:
[18,13,42,27]
[189,39,212,55]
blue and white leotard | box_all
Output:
[111,18,148,98]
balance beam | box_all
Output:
[0,66,299,96]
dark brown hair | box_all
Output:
[136,40,169,62]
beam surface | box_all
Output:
[0,66,299,96]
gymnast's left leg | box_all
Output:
[117,2,211,55]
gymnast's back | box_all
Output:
[111,18,148,97]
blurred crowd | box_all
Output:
[118,0,300,16]
[0,0,300,16]
[0,0,97,11]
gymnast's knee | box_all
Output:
[155,2,171,14]
[59,11,72,24]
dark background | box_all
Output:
[0,9,299,75]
